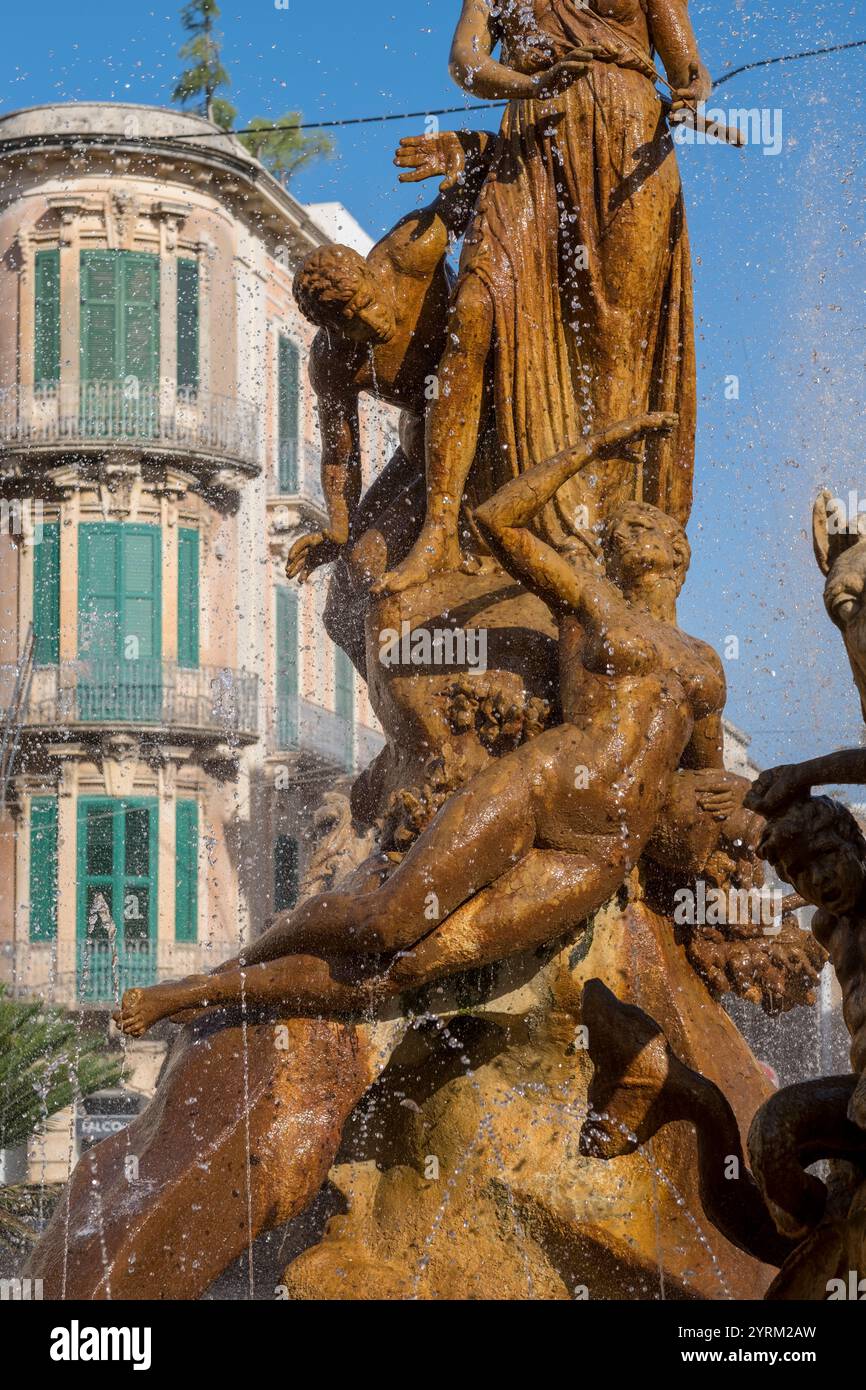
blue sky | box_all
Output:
[1,1,864,768]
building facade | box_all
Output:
[0,104,389,1055]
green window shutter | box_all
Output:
[176,258,199,393]
[33,521,60,665]
[175,800,199,943]
[78,524,161,720]
[80,252,120,382]
[277,334,300,491]
[275,586,298,746]
[80,523,163,661]
[76,798,159,1001]
[30,797,58,941]
[78,523,121,659]
[274,834,299,913]
[34,249,60,387]
[121,253,160,387]
[177,528,200,668]
[121,527,161,663]
[80,250,159,384]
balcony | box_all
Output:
[0,659,259,742]
[0,383,260,477]
[0,937,220,1009]
[266,695,385,773]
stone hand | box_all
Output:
[590,410,678,455]
[669,61,713,119]
[394,132,466,192]
[285,530,343,583]
[693,771,737,821]
[531,47,598,99]
[744,764,807,817]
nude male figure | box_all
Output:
[286,129,495,596]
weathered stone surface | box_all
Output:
[282,896,774,1300]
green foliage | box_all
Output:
[172,5,332,177]
[0,1184,62,1253]
[0,985,122,1152]
[172,0,237,129]
[238,114,334,185]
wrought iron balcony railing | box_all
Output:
[0,937,220,1008]
[266,695,384,772]
[0,382,260,472]
[269,694,353,769]
[0,659,259,740]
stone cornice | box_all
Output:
[0,133,330,265]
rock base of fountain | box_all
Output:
[280,895,774,1300]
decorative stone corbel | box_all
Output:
[153,200,191,255]
[152,468,193,529]
[109,191,141,251]
[46,195,95,248]
[149,747,192,802]
[45,464,83,500]
[97,462,143,522]
[100,734,142,799]
[15,227,34,289]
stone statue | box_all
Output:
[27,7,803,1302]
[114,412,760,1034]
[577,487,866,1301]
[287,129,495,674]
[746,490,866,815]
[578,790,866,1298]
[378,0,703,594]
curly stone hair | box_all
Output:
[601,500,691,594]
[684,912,826,1016]
[758,794,866,865]
[682,795,866,1015]
[293,244,369,328]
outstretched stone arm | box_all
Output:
[472,412,676,623]
[475,414,676,534]
[286,367,361,581]
[747,748,866,817]
[645,0,712,99]
[394,130,498,242]
[449,0,596,102]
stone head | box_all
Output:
[758,793,866,916]
[602,500,690,598]
[813,489,866,725]
[293,244,396,345]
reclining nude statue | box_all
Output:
[576,489,866,1300]
[115,412,755,1035]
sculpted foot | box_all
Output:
[372,525,461,595]
[114,980,206,1036]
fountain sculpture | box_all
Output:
[25,0,837,1300]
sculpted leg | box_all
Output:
[374,273,494,594]
[115,953,382,1035]
[386,845,620,989]
[285,744,542,956]
[118,844,623,1035]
